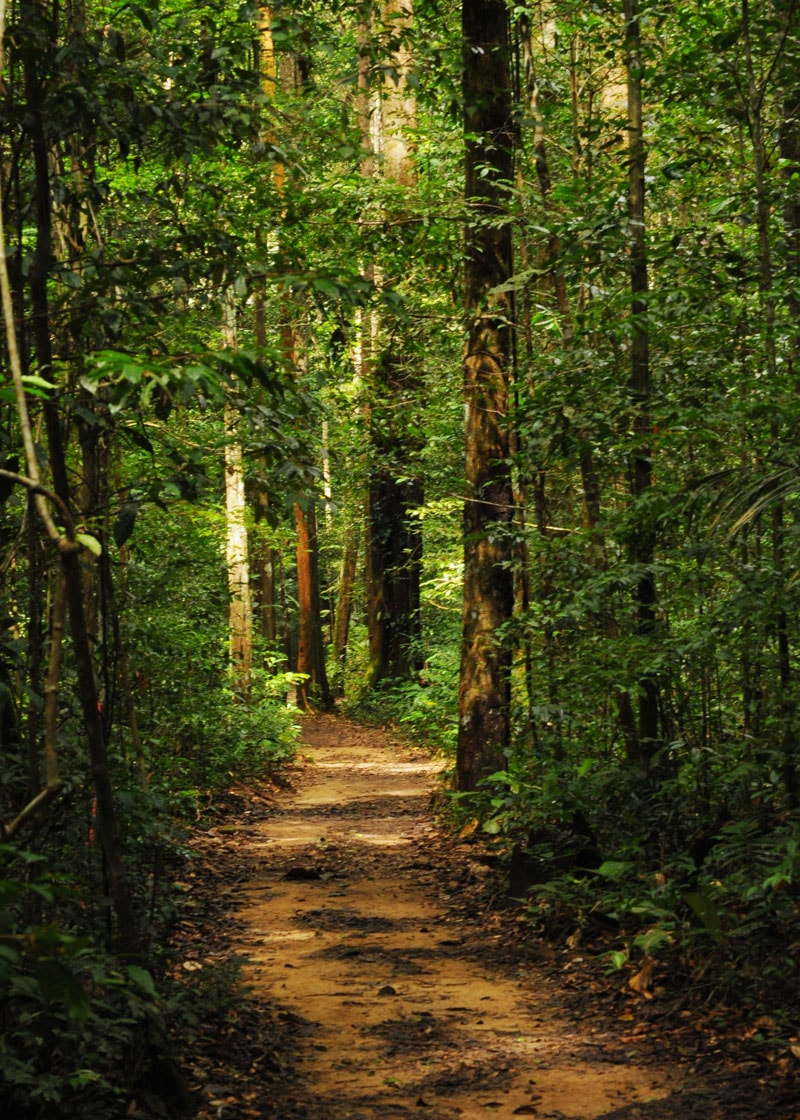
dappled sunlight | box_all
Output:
[229,716,674,1120]
[299,788,425,805]
[252,826,417,849]
[245,929,318,945]
[343,831,410,847]
[313,759,440,776]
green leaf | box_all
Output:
[113,503,138,548]
[76,533,102,557]
[598,861,634,882]
[22,374,56,390]
[0,943,21,964]
[126,964,157,997]
[633,927,673,955]
[313,277,341,299]
[683,889,723,943]
[36,959,91,1020]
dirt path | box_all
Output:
[221,715,671,1120]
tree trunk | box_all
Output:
[252,489,278,647]
[260,11,331,706]
[222,289,253,696]
[366,453,423,685]
[624,0,660,771]
[295,498,333,710]
[363,0,424,687]
[333,523,359,696]
[456,0,515,792]
[25,504,43,797]
[19,0,139,954]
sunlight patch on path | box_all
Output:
[231,714,673,1120]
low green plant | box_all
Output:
[346,643,459,754]
[0,845,166,1119]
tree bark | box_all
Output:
[222,289,253,696]
[456,0,515,792]
[333,523,359,695]
[252,488,279,647]
[295,498,333,710]
[624,0,659,771]
[15,0,139,954]
[363,0,424,687]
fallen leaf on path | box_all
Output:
[627,956,655,998]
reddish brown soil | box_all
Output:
[176,714,800,1120]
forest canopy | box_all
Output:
[2,0,800,1114]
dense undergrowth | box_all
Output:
[451,757,800,1022]
[347,664,800,1024]
[0,662,299,1119]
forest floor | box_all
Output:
[173,713,800,1120]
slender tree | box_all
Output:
[624,0,659,772]
[222,287,253,696]
[10,0,139,953]
[363,0,424,686]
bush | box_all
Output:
[0,846,170,1119]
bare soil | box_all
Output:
[176,714,800,1120]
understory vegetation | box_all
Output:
[3,0,800,1113]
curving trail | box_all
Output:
[228,714,670,1120]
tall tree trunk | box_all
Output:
[456,0,515,792]
[364,0,424,687]
[16,0,139,954]
[366,449,423,684]
[260,8,331,706]
[250,5,280,660]
[333,523,359,696]
[295,497,333,710]
[280,318,333,710]
[222,289,253,696]
[252,489,278,647]
[624,0,659,772]
[25,505,44,797]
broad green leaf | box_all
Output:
[76,533,102,557]
[126,964,157,997]
[683,890,723,943]
[598,861,634,882]
[22,374,56,390]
